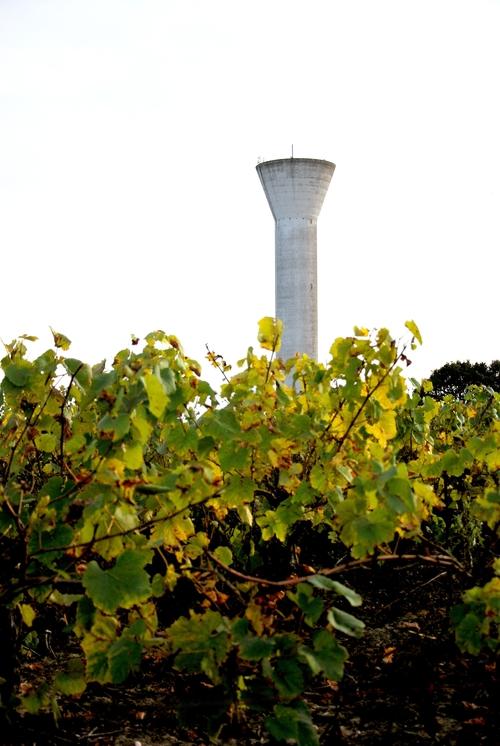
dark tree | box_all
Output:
[429,360,500,400]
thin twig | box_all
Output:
[83,728,123,739]
[265,327,282,385]
[414,570,448,590]
[379,570,448,611]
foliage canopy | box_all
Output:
[0,320,498,743]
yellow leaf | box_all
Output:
[372,381,407,409]
[122,442,143,470]
[19,603,36,628]
[152,514,195,547]
[142,371,168,418]
[353,326,369,337]
[100,458,125,480]
[237,503,253,525]
[245,602,265,636]
[165,564,179,591]
[365,410,397,447]
[50,327,71,350]
[258,317,282,352]
[413,481,441,509]
[404,320,422,346]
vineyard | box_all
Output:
[0,320,498,745]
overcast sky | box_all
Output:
[1,0,498,383]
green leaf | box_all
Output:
[30,525,73,563]
[266,701,319,746]
[270,657,304,699]
[107,637,142,683]
[386,476,415,514]
[49,590,82,606]
[288,583,324,626]
[75,596,95,632]
[35,433,57,452]
[203,408,240,439]
[307,576,362,607]
[134,482,173,495]
[223,475,255,504]
[54,660,86,695]
[168,611,230,684]
[86,649,110,681]
[82,549,152,613]
[80,370,116,407]
[257,503,303,542]
[451,608,484,655]
[159,366,177,393]
[239,636,275,661]
[98,413,130,441]
[64,358,92,387]
[266,707,298,742]
[310,464,327,491]
[299,629,348,681]
[212,546,233,566]
[219,441,250,471]
[4,361,33,387]
[340,511,396,557]
[327,607,365,638]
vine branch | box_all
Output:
[207,550,469,589]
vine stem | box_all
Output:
[333,345,407,455]
[3,373,64,485]
[205,344,231,384]
[207,550,469,589]
[31,492,219,556]
[59,363,83,476]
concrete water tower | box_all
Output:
[256,157,335,361]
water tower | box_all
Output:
[256,157,335,361]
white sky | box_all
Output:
[1,0,499,383]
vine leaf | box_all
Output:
[82,549,152,613]
[327,607,365,638]
[142,370,168,417]
[108,637,142,683]
[54,660,87,695]
[404,320,422,346]
[258,316,283,352]
[4,361,33,387]
[50,327,71,350]
[299,629,348,681]
[266,701,319,746]
[306,576,362,607]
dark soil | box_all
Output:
[4,564,498,745]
